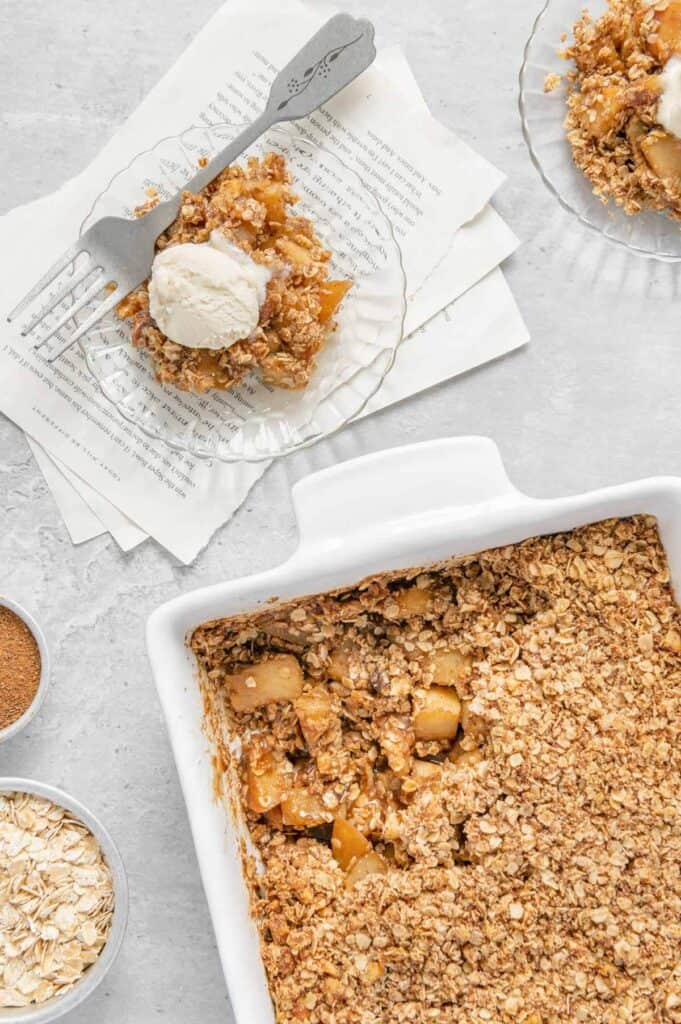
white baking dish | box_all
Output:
[146,435,681,1022]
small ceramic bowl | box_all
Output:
[0,597,50,744]
[0,778,129,1024]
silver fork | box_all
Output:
[7,13,375,363]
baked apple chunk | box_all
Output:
[226,654,303,711]
[413,686,461,741]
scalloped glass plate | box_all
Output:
[77,124,406,462]
[520,0,681,261]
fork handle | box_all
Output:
[181,114,274,198]
[157,14,375,209]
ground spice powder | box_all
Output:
[0,606,41,730]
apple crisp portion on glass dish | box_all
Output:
[561,0,681,218]
[117,153,351,394]
[191,515,681,1024]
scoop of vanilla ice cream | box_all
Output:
[148,231,271,350]
[658,56,681,138]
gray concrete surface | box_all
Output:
[1,1,680,1021]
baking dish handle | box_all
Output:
[292,436,523,548]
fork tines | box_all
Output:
[7,241,121,363]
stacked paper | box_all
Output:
[0,0,528,562]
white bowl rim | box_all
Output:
[0,597,50,744]
[518,0,681,263]
[0,777,129,1024]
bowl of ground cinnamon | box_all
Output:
[0,596,49,743]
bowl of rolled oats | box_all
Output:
[520,0,681,259]
[0,780,128,1023]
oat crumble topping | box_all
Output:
[192,516,681,1024]
[562,0,681,218]
[118,152,351,394]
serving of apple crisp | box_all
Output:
[191,515,681,1024]
[118,152,351,394]
[562,0,681,218]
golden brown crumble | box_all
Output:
[118,152,351,394]
[563,0,681,218]
[191,516,681,1024]
[544,72,562,93]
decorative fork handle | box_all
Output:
[144,15,375,235]
[6,14,375,362]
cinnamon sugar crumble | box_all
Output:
[118,152,351,394]
[191,516,681,1024]
[0,606,41,730]
[563,0,681,218]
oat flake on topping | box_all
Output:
[192,515,681,1024]
[0,792,114,1008]
[117,152,350,394]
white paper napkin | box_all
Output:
[0,4,527,562]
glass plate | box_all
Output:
[520,0,681,261]
[78,124,406,462]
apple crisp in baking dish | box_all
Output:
[191,515,681,1024]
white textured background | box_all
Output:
[1,1,680,1021]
